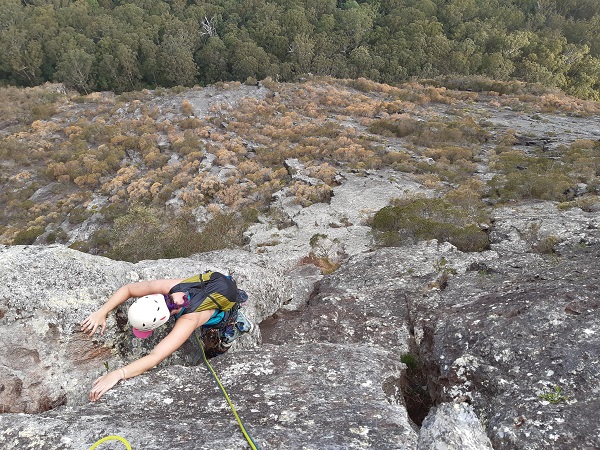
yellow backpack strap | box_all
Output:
[182,271,213,284]
[182,274,201,283]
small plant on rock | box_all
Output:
[301,233,341,274]
[538,385,567,404]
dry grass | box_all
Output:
[1,77,599,258]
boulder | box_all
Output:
[417,402,493,450]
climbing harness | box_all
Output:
[194,332,261,450]
[89,435,131,450]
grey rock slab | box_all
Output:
[3,191,600,449]
[245,169,433,267]
[0,344,417,450]
[185,84,270,118]
[490,201,600,254]
[415,243,600,450]
[480,108,600,151]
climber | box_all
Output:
[80,271,253,402]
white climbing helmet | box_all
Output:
[128,294,170,339]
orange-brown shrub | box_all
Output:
[423,146,475,163]
[181,99,194,116]
[288,182,332,206]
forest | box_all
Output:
[1,0,600,99]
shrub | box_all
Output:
[69,241,91,253]
[531,235,560,255]
[368,116,421,138]
[488,150,577,202]
[0,138,29,162]
[12,226,45,245]
[31,104,58,120]
[68,207,90,224]
[300,252,340,274]
[538,385,568,403]
[288,182,332,207]
[178,117,203,130]
[45,229,68,244]
[372,197,490,252]
[489,171,574,202]
[105,205,166,261]
[181,99,194,116]
[423,146,474,164]
[102,205,256,262]
[411,117,487,147]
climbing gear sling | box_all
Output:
[89,435,131,450]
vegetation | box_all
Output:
[371,192,491,252]
[1,74,599,261]
[103,205,254,262]
[300,233,341,274]
[538,385,568,404]
[399,352,432,426]
[1,0,600,99]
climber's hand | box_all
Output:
[89,370,123,402]
[81,310,107,336]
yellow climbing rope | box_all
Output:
[195,332,260,450]
[89,435,131,450]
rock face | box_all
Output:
[417,243,600,450]
[1,201,599,449]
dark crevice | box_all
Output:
[400,293,437,427]
[38,393,67,413]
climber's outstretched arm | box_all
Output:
[80,279,184,336]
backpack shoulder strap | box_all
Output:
[181,271,214,284]
[169,271,239,312]
[170,271,216,293]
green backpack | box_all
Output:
[169,271,248,313]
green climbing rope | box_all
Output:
[89,335,260,450]
[89,435,131,450]
[195,332,261,450]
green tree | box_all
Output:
[0,27,43,85]
[0,0,25,29]
[55,47,95,93]
[481,52,515,80]
[288,33,315,75]
[95,37,141,92]
[333,2,376,52]
[226,36,273,81]
[138,36,159,85]
[349,45,378,79]
[196,36,229,84]
[156,33,198,87]
[280,7,313,39]
[564,53,600,100]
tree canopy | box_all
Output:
[1,0,599,98]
